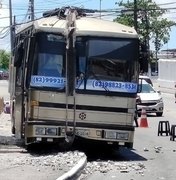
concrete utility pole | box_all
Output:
[0,0,2,9]
[9,0,14,53]
[144,7,151,76]
[100,0,102,19]
[134,0,138,31]
[0,1,2,17]
[29,0,34,20]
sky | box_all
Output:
[0,0,176,51]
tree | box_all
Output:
[0,50,10,70]
[114,0,175,52]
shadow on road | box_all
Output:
[72,139,147,162]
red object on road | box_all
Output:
[139,108,148,128]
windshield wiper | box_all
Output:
[76,73,85,89]
[89,71,109,92]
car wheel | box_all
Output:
[156,112,163,117]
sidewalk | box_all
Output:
[153,79,175,94]
[0,112,87,180]
[158,86,175,94]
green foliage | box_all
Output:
[114,0,175,51]
[0,50,10,70]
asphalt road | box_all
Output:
[0,80,87,180]
[82,80,176,180]
[1,78,176,180]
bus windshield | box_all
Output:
[30,33,66,89]
[76,37,138,93]
[30,34,138,93]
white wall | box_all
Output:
[158,59,176,89]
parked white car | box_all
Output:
[139,75,153,86]
[137,80,164,117]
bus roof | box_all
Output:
[16,16,138,39]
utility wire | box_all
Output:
[1,6,176,21]
[1,1,176,9]
[0,30,10,39]
[158,2,176,6]
[2,0,94,9]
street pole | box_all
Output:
[0,0,2,9]
[9,0,13,53]
[8,0,15,94]
[100,0,102,19]
[144,8,151,76]
[155,32,158,72]
[29,0,34,20]
[134,0,138,31]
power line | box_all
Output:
[1,1,176,9]
[158,2,176,6]
[1,3,176,26]
[0,6,176,21]
[0,29,10,39]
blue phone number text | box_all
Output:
[31,76,65,84]
[92,81,137,90]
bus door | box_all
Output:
[13,39,30,139]
[13,42,26,139]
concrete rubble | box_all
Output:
[0,151,86,172]
[79,161,146,179]
[0,112,87,179]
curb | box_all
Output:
[56,156,87,180]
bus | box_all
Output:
[9,7,145,148]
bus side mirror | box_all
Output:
[14,43,24,67]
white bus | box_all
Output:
[9,7,145,148]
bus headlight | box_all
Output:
[116,132,129,140]
[35,127,45,135]
[46,128,57,136]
